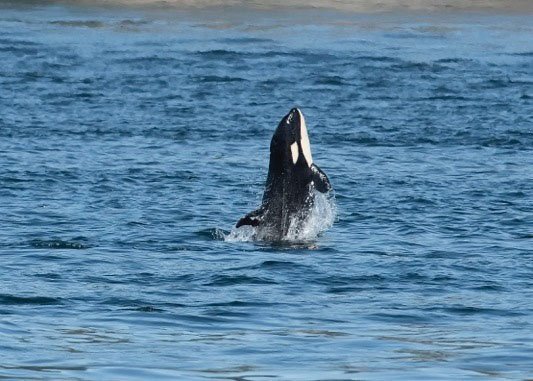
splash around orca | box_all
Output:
[235,108,332,241]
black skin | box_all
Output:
[236,108,331,241]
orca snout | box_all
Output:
[288,107,300,120]
[275,108,304,145]
[285,107,302,127]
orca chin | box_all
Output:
[235,108,332,241]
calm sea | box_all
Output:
[0,3,532,380]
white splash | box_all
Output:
[286,191,336,242]
[224,224,256,243]
[225,191,336,243]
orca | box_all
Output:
[236,108,332,241]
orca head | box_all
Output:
[270,108,313,169]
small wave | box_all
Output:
[314,75,346,86]
[259,260,305,270]
[441,306,525,317]
[323,132,380,146]
[391,61,446,73]
[216,37,273,44]
[34,273,62,280]
[133,306,165,312]
[107,299,168,312]
[49,20,105,28]
[117,19,150,30]
[110,55,179,65]
[0,45,39,55]
[317,274,386,287]
[29,239,89,249]
[355,55,400,63]
[0,38,40,46]
[505,51,533,57]
[435,57,477,64]
[203,300,275,307]
[424,95,470,101]
[194,49,243,59]
[0,294,62,306]
[199,75,247,83]
[480,136,527,148]
[467,77,513,90]
[84,276,127,285]
[197,228,228,240]
[370,312,432,323]
[205,274,277,286]
[327,286,365,294]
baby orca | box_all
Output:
[236,108,332,241]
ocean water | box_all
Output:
[1,3,532,380]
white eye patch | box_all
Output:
[290,142,299,164]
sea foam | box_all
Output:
[225,191,336,243]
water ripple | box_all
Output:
[0,5,531,381]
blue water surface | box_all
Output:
[0,3,532,380]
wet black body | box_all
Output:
[236,108,331,241]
